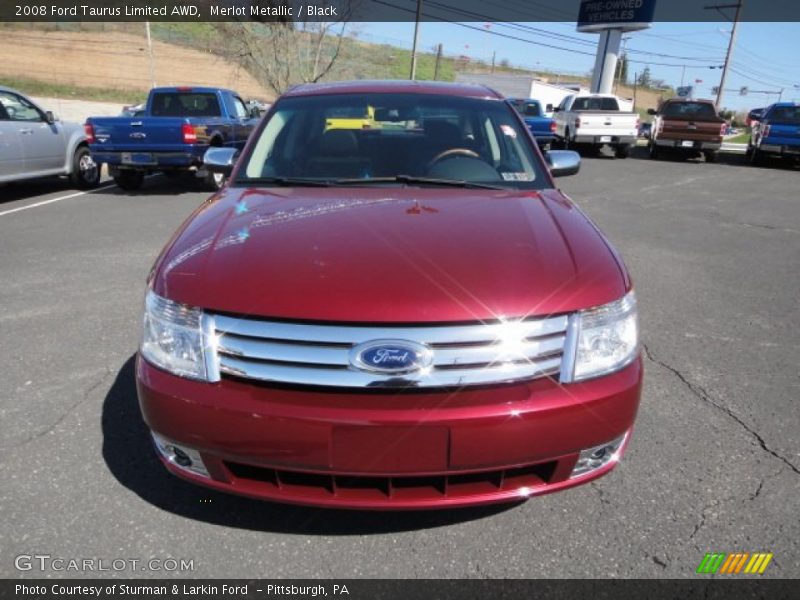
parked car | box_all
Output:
[246,99,270,117]
[638,122,652,139]
[120,103,146,117]
[85,86,259,191]
[647,99,726,162]
[508,98,557,149]
[137,80,642,510]
[746,102,800,166]
[552,93,639,158]
[0,86,100,188]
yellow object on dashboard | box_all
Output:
[325,105,378,131]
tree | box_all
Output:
[637,66,652,88]
[216,14,351,96]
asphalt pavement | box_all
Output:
[1,150,798,579]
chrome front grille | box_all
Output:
[209,313,569,388]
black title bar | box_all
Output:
[1,0,799,23]
[1,579,798,600]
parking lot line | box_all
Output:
[0,182,118,218]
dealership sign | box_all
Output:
[577,0,656,32]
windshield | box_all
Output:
[768,106,800,124]
[238,93,547,189]
[661,102,718,119]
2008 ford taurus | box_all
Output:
[136,80,642,510]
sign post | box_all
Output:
[577,0,657,94]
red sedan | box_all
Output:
[137,80,642,510]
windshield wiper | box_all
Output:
[332,175,506,190]
[234,176,337,187]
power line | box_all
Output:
[728,62,798,87]
[625,46,725,62]
[728,66,787,90]
[375,0,725,70]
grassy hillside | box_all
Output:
[0,75,141,103]
[0,22,671,108]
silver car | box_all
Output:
[0,86,100,188]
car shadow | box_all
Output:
[109,173,216,197]
[0,177,87,205]
[101,355,520,534]
[624,145,799,170]
[1,173,210,205]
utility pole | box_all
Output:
[433,43,443,81]
[409,0,424,80]
[705,1,744,109]
[145,21,156,89]
[614,35,631,93]
[491,51,496,73]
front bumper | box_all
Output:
[574,134,636,145]
[137,356,643,509]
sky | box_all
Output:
[352,21,800,112]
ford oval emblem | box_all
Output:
[350,340,433,374]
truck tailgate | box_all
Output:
[575,112,638,136]
[766,123,800,145]
[661,118,724,142]
[88,117,196,152]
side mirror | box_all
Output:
[545,150,581,178]
[204,147,239,176]
[45,110,57,124]
[647,108,657,116]
[546,104,554,112]
[551,106,560,113]
[249,106,262,119]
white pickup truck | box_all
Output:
[553,94,639,158]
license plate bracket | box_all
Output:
[121,152,156,165]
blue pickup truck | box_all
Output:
[747,103,800,166]
[85,86,259,191]
[508,98,557,149]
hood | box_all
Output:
[153,187,628,323]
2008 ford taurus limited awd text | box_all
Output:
[136,81,642,510]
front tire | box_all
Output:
[704,151,718,163]
[114,170,145,191]
[70,146,100,189]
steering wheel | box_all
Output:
[427,148,480,168]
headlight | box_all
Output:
[141,290,211,381]
[564,291,638,382]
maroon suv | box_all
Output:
[137,81,642,510]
